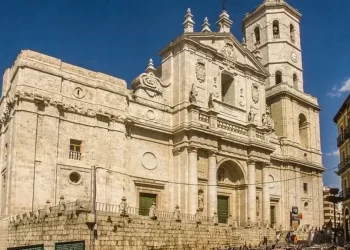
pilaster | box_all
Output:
[207,151,217,217]
[262,164,270,225]
[247,160,256,223]
[188,147,198,214]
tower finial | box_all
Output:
[146,58,156,73]
[183,8,195,33]
[216,9,233,33]
[201,17,211,33]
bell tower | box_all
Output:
[243,0,303,91]
[243,0,322,154]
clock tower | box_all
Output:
[243,0,323,228]
[243,0,303,90]
[243,0,322,166]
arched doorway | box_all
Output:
[217,160,246,225]
[345,208,349,241]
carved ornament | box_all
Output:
[251,83,259,104]
[220,43,237,62]
[195,59,206,83]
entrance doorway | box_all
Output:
[218,196,229,223]
[139,193,157,216]
[270,206,276,226]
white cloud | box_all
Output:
[327,78,350,97]
[325,150,339,156]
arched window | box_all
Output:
[299,114,309,148]
[273,20,280,39]
[290,24,295,43]
[293,74,298,89]
[275,71,282,85]
[254,26,260,44]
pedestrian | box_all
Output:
[276,233,280,244]
[293,234,298,245]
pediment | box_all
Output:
[167,33,269,77]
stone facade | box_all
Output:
[0,0,324,242]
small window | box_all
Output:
[69,139,82,160]
[254,26,260,44]
[275,71,282,85]
[69,172,81,184]
[221,73,235,105]
[293,74,298,89]
[273,20,280,39]
[303,183,308,193]
[290,24,295,43]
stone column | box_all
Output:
[208,151,217,217]
[247,160,256,223]
[262,164,271,226]
[188,147,198,214]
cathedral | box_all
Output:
[0,0,324,229]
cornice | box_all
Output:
[266,83,320,110]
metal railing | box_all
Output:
[338,156,350,173]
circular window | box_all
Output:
[304,202,309,209]
[69,172,81,184]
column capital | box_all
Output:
[208,150,218,157]
[172,148,181,156]
[188,146,198,153]
[247,159,256,165]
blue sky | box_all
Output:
[0,0,348,188]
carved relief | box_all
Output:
[251,83,259,104]
[208,93,214,109]
[132,70,170,98]
[141,152,158,170]
[220,43,237,62]
[195,59,206,83]
[212,77,220,100]
[239,88,245,107]
[73,87,86,99]
[146,110,155,120]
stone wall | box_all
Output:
[3,210,278,250]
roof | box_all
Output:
[333,94,350,123]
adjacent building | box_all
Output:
[334,94,350,239]
[323,186,343,228]
[0,0,324,229]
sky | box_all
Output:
[0,0,349,188]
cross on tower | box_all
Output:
[222,0,227,10]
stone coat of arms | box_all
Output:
[195,60,206,83]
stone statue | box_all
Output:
[266,113,274,131]
[174,205,181,222]
[262,114,267,127]
[198,192,204,212]
[213,211,219,225]
[218,168,225,182]
[195,208,202,224]
[248,108,256,122]
[149,201,157,220]
[265,219,270,229]
[119,196,128,217]
[246,217,252,228]
[189,84,197,104]
[45,200,51,216]
[58,195,65,212]
[227,214,233,227]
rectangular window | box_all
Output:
[139,193,157,216]
[221,74,235,106]
[69,139,82,160]
[303,183,308,193]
